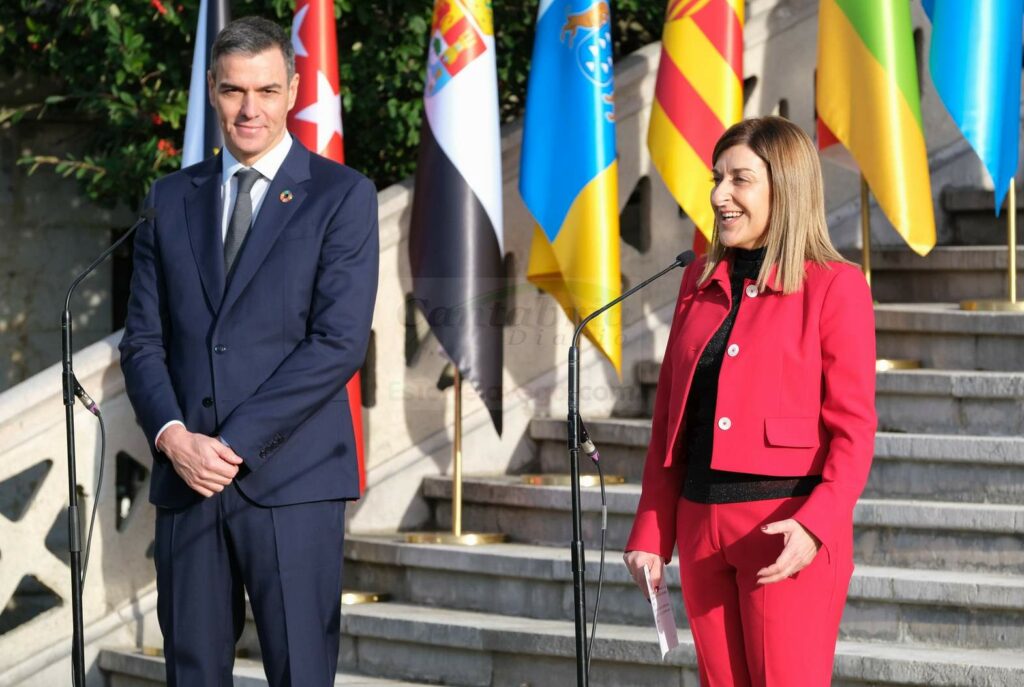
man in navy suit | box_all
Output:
[119,16,378,686]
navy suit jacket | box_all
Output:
[120,141,379,509]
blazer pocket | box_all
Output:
[764,417,820,448]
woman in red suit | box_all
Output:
[624,116,876,686]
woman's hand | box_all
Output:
[756,519,822,584]
[623,550,665,599]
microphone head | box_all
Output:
[675,250,697,267]
[141,207,157,222]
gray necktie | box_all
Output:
[224,168,262,273]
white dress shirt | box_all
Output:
[154,134,294,451]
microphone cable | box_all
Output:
[74,380,104,586]
[579,419,606,681]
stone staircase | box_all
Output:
[97,216,1024,682]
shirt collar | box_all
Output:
[221,133,293,185]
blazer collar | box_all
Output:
[184,154,226,310]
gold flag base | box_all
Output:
[405,531,506,546]
[876,358,921,372]
[141,647,163,657]
[960,299,1024,312]
[520,473,626,487]
[342,590,390,605]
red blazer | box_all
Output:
[626,255,877,561]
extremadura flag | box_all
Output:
[409,0,505,435]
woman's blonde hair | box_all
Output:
[698,116,849,294]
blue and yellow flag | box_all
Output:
[924,0,1023,214]
[520,0,621,373]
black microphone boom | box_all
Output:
[566,249,695,687]
[62,208,154,687]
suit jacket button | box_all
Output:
[213,344,228,354]
[745,285,759,298]
[202,397,213,407]
[718,417,732,431]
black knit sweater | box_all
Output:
[681,247,822,504]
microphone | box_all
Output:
[60,207,155,687]
[565,248,697,686]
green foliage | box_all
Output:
[0,1,662,209]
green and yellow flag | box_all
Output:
[817,0,935,255]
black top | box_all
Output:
[681,246,822,504]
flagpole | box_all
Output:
[961,178,1024,312]
[452,368,463,537]
[862,174,919,371]
[407,363,505,545]
[860,175,871,287]
[1009,178,1017,304]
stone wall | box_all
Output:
[0,78,133,391]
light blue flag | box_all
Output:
[924,0,1024,214]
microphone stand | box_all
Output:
[567,250,694,687]
[62,210,154,686]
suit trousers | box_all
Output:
[154,482,346,687]
[675,495,853,687]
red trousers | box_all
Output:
[675,495,854,686]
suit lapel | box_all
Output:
[184,156,225,311]
[220,142,311,316]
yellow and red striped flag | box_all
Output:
[648,0,744,248]
[816,0,935,255]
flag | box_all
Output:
[287,0,369,491]
[816,0,935,255]
[519,0,621,373]
[647,0,744,248]
[924,0,1024,214]
[409,0,505,434]
[182,0,230,167]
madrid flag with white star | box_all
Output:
[287,0,367,492]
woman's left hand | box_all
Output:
[756,519,822,585]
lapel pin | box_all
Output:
[279,189,294,203]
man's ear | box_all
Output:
[207,69,216,108]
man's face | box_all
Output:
[208,48,298,166]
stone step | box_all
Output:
[941,187,1024,246]
[339,601,1024,686]
[98,647,431,687]
[422,477,1024,574]
[530,418,1024,504]
[344,535,1024,650]
[840,246,1024,303]
[874,303,1024,371]
[637,363,1024,436]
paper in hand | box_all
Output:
[644,564,679,659]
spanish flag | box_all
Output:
[648,0,744,246]
[817,0,935,256]
[520,0,621,373]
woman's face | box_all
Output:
[711,144,771,250]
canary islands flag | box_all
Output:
[520,0,621,373]
[924,0,1024,214]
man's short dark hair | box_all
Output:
[210,16,295,80]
